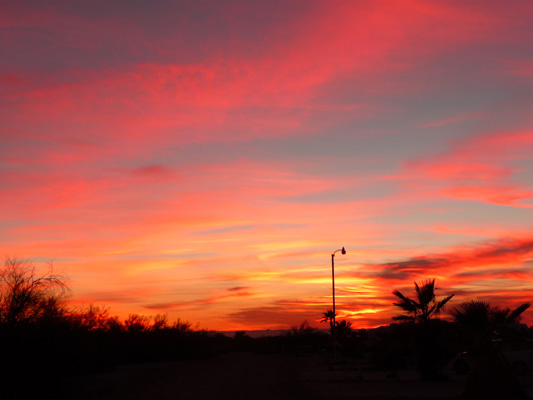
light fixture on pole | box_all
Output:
[331,246,346,360]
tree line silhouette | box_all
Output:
[1,257,531,399]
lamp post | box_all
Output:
[331,247,346,360]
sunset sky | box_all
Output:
[1,1,532,331]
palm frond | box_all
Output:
[392,289,414,305]
[507,303,530,324]
[392,289,418,313]
[417,279,436,305]
[435,294,454,314]
[393,278,453,323]
[451,300,491,327]
[426,303,437,318]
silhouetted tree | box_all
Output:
[393,279,454,323]
[0,257,72,399]
[124,313,151,333]
[451,300,530,400]
[73,304,112,331]
[153,314,169,330]
[321,309,336,336]
[0,256,68,329]
[98,314,122,333]
[335,319,352,342]
[172,317,192,333]
[451,300,530,341]
[392,279,454,380]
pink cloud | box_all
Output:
[3,0,522,154]
[443,186,533,208]
[506,61,533,78]
[405,130,533,207]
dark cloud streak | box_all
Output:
[357,238,533,281]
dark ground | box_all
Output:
[65,352,533,400]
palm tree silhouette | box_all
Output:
[451,300,530,400]
[392,279,454,323]
[321,309,336,337]
[334,319,352,342]
[451,300,530,343]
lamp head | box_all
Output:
[341,247,346,255]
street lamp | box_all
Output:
[331,246,346,359]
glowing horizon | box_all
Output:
[1,1,532,330]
